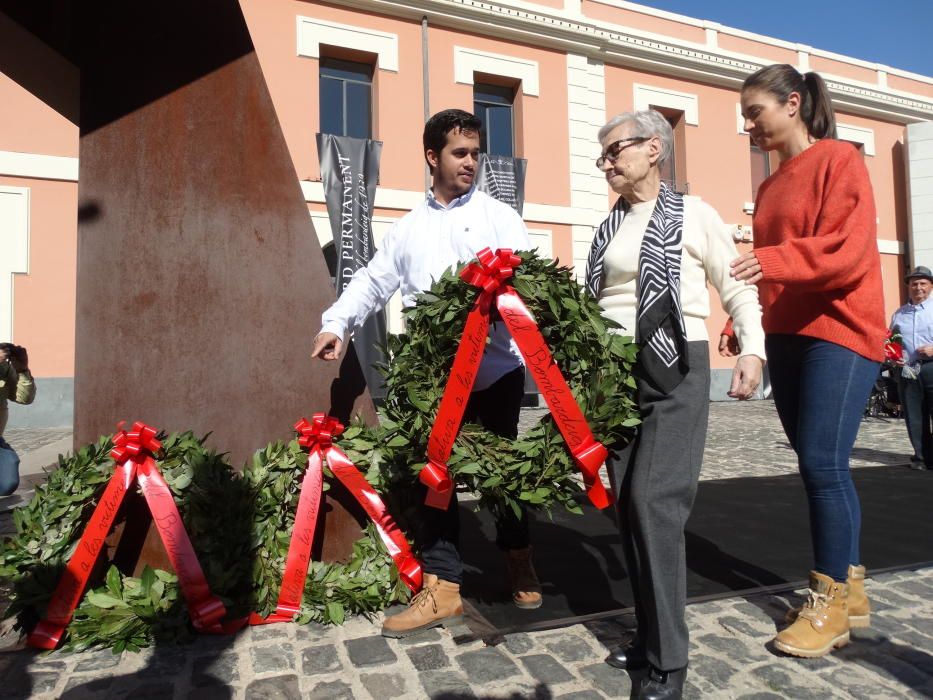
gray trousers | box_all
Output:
[608,341,710,671]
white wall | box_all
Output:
[906,121,933,268]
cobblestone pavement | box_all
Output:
[3,428,72,454]
[521,400,915,482]
[1,401,931,699]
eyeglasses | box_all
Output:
[596,137,649,168]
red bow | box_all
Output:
[295,413,344,451]
[110,420,161,465]
[460,247,521,295]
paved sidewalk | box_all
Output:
[1,402,931,699]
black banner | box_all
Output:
[475,154,528,215]
[317,133,386,399]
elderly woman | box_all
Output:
[586,110,765,700]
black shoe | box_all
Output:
[605,640,647,670]
[636,664,687,700]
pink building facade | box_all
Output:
[3,0,933,425]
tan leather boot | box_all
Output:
[505,546,543,609]
[381,574,463,638]
[773,571,850,658]
[785,564,870,628]
[846,564,870,628]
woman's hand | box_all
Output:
[730,251,763,285]
[728,355,763,400]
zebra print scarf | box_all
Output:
[584,183,688,393]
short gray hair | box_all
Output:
[598,110,673,166]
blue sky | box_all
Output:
[631,0,933,77]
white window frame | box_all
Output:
[836,123,876,156]
[736,103,746,134]
[633,84,699,125]
[526,227,554,258]
[454,46,539,96]
[0,185,30,343]
[297,16,399,72]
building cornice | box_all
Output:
[588,0,933,84]
[322,0,933,123]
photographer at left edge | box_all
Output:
[0,343,36,496]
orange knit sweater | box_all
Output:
[753,139,886,362]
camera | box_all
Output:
[0,343,25,376]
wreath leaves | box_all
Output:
[0,432,253,651]
[0,433,411,652]
[245,440,411,625]
[343,250,640,520]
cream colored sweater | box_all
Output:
[598,196,766,361]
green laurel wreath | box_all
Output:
[0,433,249,652]
[245,439,411,626]
[344,250,641,521]
[0,432,410,652]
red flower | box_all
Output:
[884,341,903,363]
[884,328,904,363]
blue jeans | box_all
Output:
[765,335,879,582]
[0,436,20,496]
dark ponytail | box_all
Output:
[801,72,836,140]
[743,64,837,140]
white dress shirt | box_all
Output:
[321,187,531,390]
[598,196,766,361]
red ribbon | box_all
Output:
[28,421,237,650]
[250,414,422,625]
[420,248,613,511]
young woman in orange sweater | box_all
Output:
[731,64,887,658]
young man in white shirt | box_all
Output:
[312,109,541,637]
